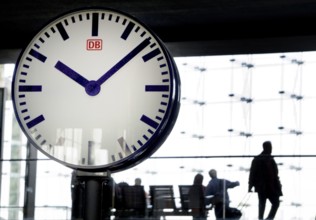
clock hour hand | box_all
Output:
[55,61,101,96]
[96,38,151,86]
[55,61,89,87]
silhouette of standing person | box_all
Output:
[205,169,241,219]
[248,141,283,220]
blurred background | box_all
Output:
[1,51,316,219]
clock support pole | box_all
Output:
[71,170,114,220]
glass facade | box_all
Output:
[1,51,316,219]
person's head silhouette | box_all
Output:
[263,141,272,155]
[193,173,204,185]
[209,169,217,179]
[135,177,142,185]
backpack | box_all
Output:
[225,207,242,219]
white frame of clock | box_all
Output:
[11,7,181,172]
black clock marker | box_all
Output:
[157,56,163,61]
[159,109,165,114]
[19,85,42,92]
[140,115,159,129]
[121,21,135,40]
[132,145,137,151]
[145,85,169,92]
[56,22,69,41]
[142,48,161,62]
[155,116,162,121]
[29,49,47,63]
[26,115,45,129]
[92,13,99,36]
[137,140,143,146]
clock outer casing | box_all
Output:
[12,7,181,172]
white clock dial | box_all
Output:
[12,8,180,172]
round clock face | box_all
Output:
[12,7,180,172]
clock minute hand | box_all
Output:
[55,61,89,87]
[96,38,151,86]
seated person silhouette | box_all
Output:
[188,173,207,220]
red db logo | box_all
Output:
[86,39,102,50]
